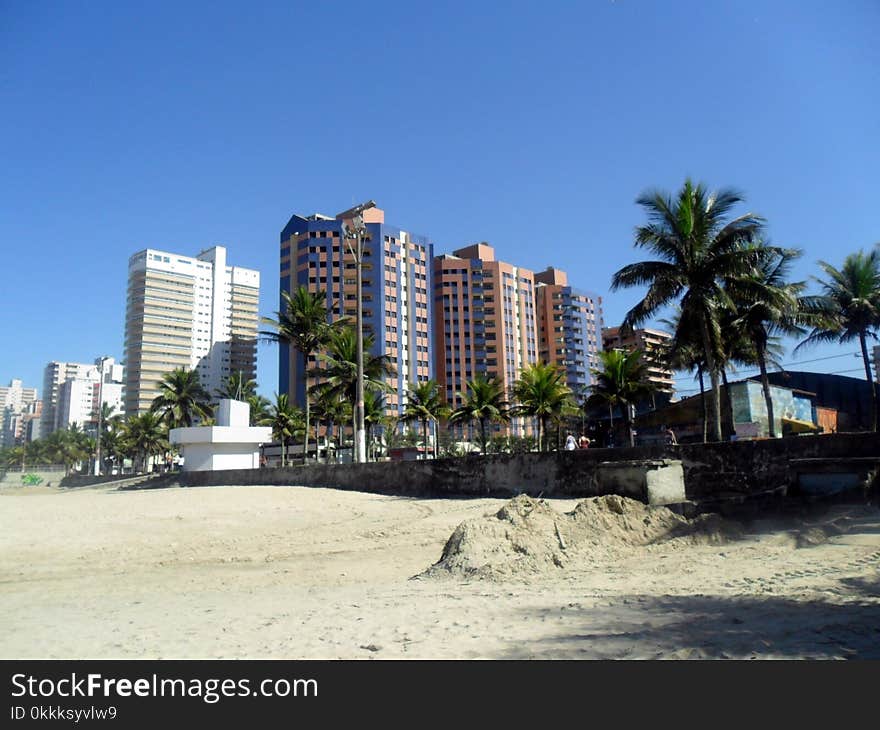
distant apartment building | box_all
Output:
[124,246,259,416]
[41,361,97,436]
[23,401,43,442]
[40,359,124,435]
[279,204,433,418]
[0,379,39,447]
[534,267,604,397]
[54,358,125,432]
[434,243,538,435]
[602,326,675,392]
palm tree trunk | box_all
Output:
[479,418,487,452]
[720,368,735,440]
[623,404,634,447]
[859,331,879,432]
[422,418,428,460]
[699,314,723,442]
[304,396,310,466]
[757,346,777,438]
[698,366,707,444]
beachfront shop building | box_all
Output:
[638,380,836,442]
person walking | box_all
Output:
[564,433,577,451]
[578,434,591,449]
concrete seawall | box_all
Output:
[174,432,880,505]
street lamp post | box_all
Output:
[341,200,376,464]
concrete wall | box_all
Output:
[678,431,880,503]
[0,468,66,488]
[178,446,678,499]
[174,433,880,506]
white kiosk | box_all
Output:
[169,399,272,472]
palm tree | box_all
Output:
[728,245,825,437]
[658,309,711,441]
[98,402,119,427]
[150,368,213,428]
[214,371,257,402]
[715,305,760,437]
[798,248,880,431]
[261,286,339,464]
[45,425,94,474]
[260,393,303,467]
[449,373,510,452]
[246,394,272,427]
[611,179,765,441]
[1,444,24,469]
[121,412,167,473]
[588,349,657,447]
[310,325,396,446]
[511,362,574,451]
[99,423,125,474]
[363,390,388,462]
[401,380,448,459]
[311,388,350,463]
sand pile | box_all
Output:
[419,494,739,580]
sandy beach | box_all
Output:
[2,483,879,659]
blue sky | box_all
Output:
[1,0,878,399]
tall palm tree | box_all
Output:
[588,349,657,447]
[728,245,824,437]
[611,179,765,441]
[715,305,761,437]
[150,368,213,428]
[798,248,880,431]
[658,309,711,441]
[401,380,448,459]
[310,325,396,445]
[261,286,339,464]
[449,373,510,452]
[510,362,574,451]
[259,393,303,467]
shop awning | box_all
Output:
[781,417,818,434]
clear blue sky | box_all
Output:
[1,0,878,399]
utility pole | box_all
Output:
[94,357,107,476]
[341,200,376,464]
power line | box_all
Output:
[673,366,870,393]
[671,351,861,382]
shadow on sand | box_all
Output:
[501,575,880,659]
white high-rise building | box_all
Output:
[41,361,96,436]
[0,379,39,447]
[124,245,259,416]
